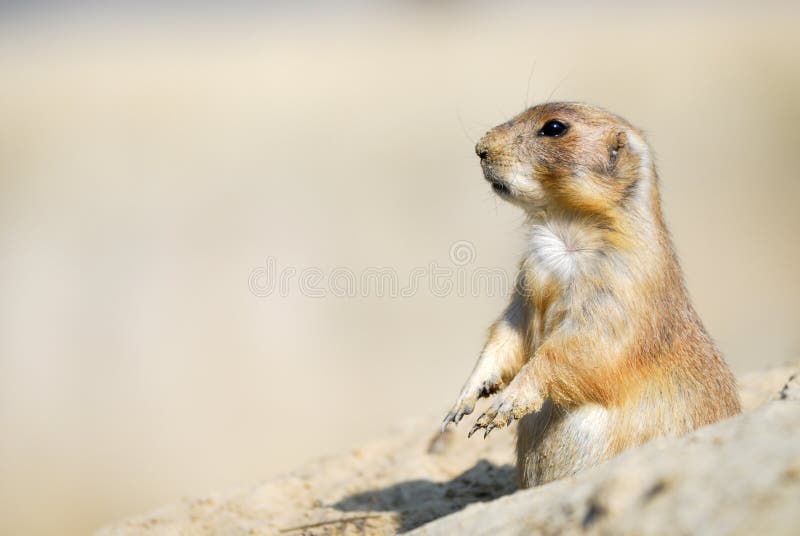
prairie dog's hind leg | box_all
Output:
[517,403,615,488]
[442,291,529,430]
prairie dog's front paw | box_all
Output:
[441,376,501,432]
[468,386,543,438]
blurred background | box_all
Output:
[1,1,799,534]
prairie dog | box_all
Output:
[441,102,740,488]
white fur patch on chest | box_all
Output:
[527,218,602,282]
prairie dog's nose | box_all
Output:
[475,139,489,160]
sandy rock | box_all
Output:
[410,392,800,536]
[98,364,800,535]
[737,364,799,410]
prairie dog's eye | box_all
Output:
[538,120,569,137]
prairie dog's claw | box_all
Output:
[454,407,469,424]
[441,413,455,433]
[468,401,515,439]
[442,396,476,432]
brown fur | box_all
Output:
[442,102,740,488]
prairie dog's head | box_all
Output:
[475,102,654,214]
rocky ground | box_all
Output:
[98,363,800,535]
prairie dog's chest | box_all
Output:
[522,218,608,340]
[524,218,605,285]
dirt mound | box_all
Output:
[98,364,799,535]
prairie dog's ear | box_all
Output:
[608,130,627,172]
